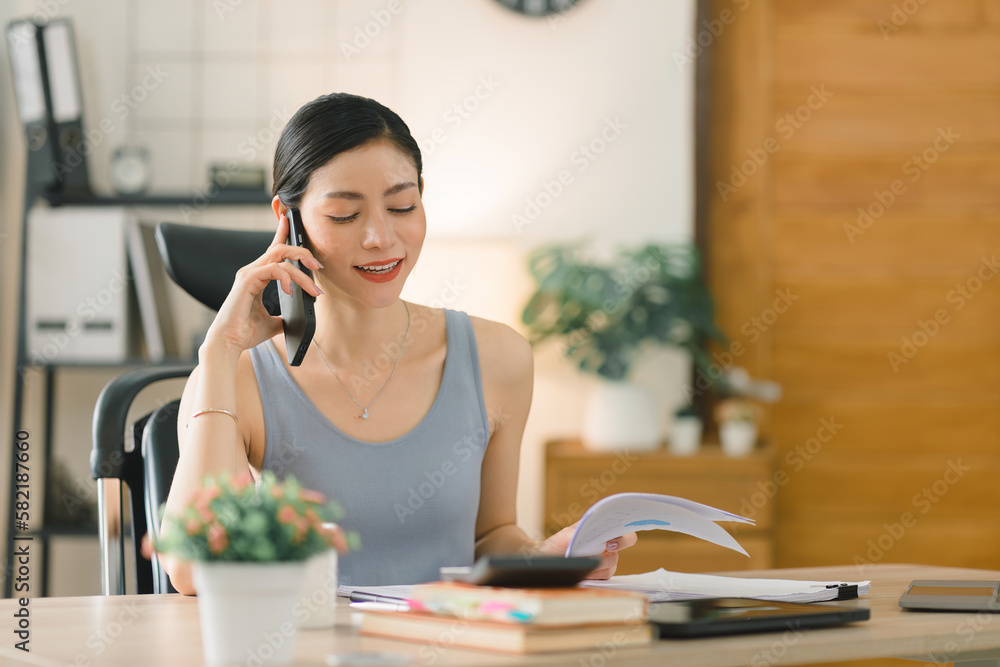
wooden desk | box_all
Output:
[2,564,999,666]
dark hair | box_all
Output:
[272,92,422,207]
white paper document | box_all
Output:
[565,493,754,558]
[580,568,872,603]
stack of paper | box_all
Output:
[566,493,754,558]
[580,568,871,603]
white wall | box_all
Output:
[0,0,696,594]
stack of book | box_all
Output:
[358,582,654,655]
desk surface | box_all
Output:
[2,564,1000,667]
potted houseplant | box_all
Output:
[154,471,357,666]
[521,242,724,451]
[715,398,762,457]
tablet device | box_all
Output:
[439,555,601,588]
[899,580,1000,612]
[649,598,870,638]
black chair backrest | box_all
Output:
[155,222,278,314]
[92,222,277,594]
[142,400,181,594]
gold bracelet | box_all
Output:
[191,408,239,427]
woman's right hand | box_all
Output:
[201,213,323,359]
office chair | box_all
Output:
[90,222,276,595]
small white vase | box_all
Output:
[719,420,758,457]
[193,561,307,666]
[582,380,661,452]
[669,416,702,456]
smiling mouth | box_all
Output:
[354,259,402,274]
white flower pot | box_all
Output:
[298,549,339,629]
[720,420,758,457]
[582,380,661,452]
[669,416,702,456]
[193,561,307,665]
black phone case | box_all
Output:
[277,208,316,366]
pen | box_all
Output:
[349,592,408,605]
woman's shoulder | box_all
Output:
[466,313,533,387]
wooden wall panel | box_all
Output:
[774,93,1000,153]
[706,3,1000,665]
[773,0,984,29]
[773,214,1000,270]
[774,34,1000,89]
[778,520,1000,570]
[774,453,1000,519]
[772,336,1000,394]
[770,276,1000,330]
[708,0,1000,615]
[773,155,1000,207]
[770,401,1000,455]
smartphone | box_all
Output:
[277,208,316,366]
[439,555,601,588]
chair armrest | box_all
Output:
[90,365,195,480]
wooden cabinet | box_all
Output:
[543,440,774,575]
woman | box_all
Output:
[162,92,636,594]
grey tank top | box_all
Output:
[249,308,489,586]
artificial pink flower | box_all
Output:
[299,489,326,505]
[277,504,297,524]
[231,472,253,493]
[207,522,228,555]
[185,518,202,536]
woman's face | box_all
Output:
[296,140,425,309]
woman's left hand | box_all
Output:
[535,525,638,580]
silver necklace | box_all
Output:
[313,301,411,421]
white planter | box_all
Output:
[193,561,307,666]
[720,420,758,457]
[298,549,339,630]
[669,416,702,456]
[582,380,661,452]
